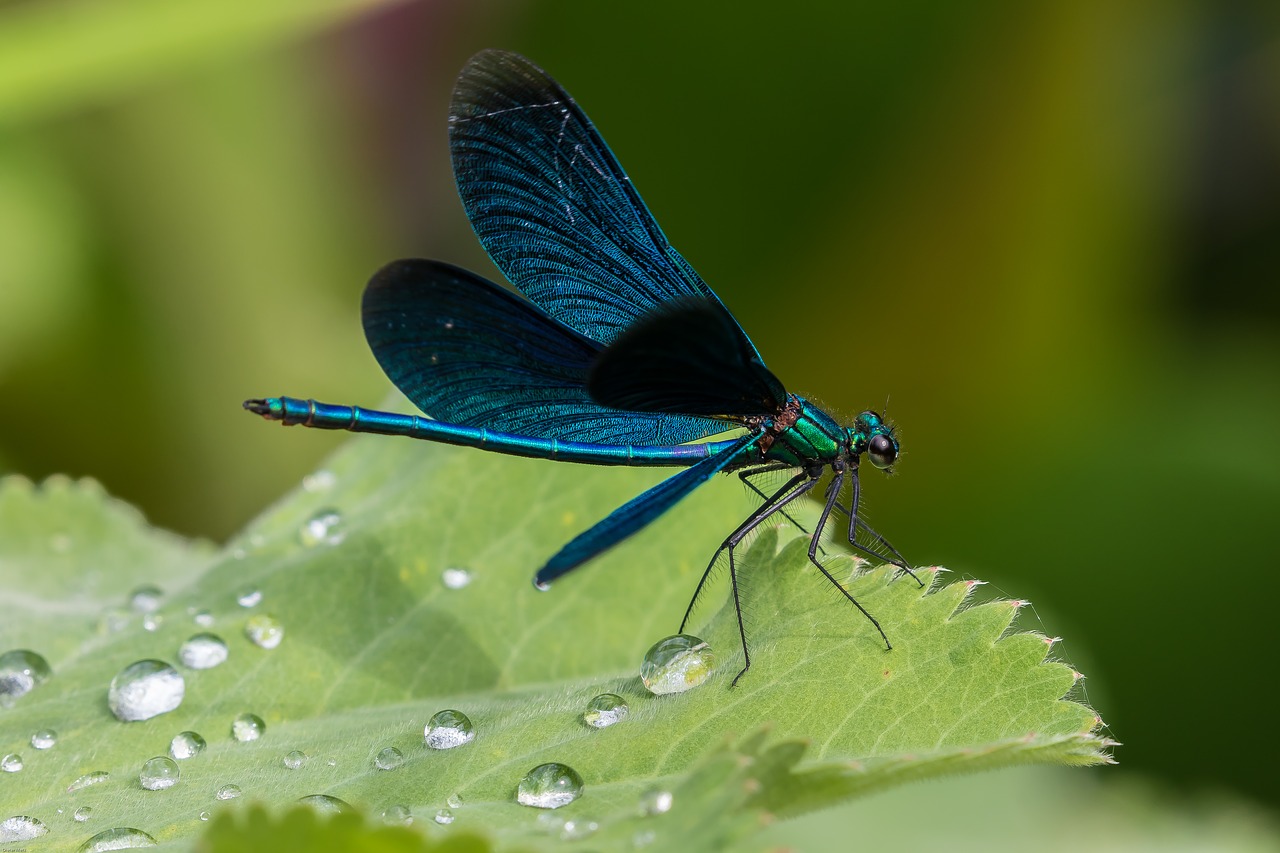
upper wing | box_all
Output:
[361,259,731,444]
[448,49,766,361]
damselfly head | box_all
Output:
[850,410,899,470]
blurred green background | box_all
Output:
[2,0,1278,835]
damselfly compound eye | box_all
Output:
[868,434,897,469]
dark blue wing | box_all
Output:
[449,49,767,362]
[361,259,731,444]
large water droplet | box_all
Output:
[639,788,673,816]
[74,806,93,822]
[68,771,110,792]
[30,729,57,749]
[2,753,23,772]
[231,713,265,742]
[0,816,47,842]
[441,567,472,589]
[0,649,51,705]
[433,808,454,825]
[139,756,179,790]
[215,784,242,800]
[129,585,163,613]
[77,827,156,851]
[282,750,308,770]
[302,470,336,493]
[583,693,629,728]
[516,763,585,809]
[178,633,228,669]
[373,747,404,771]
[299,509,344,547]
[169,731,206,760]
[640,635,714,695]
[297,794,350,814]
[381,804,412,825]
[236,587,263,608]
[107,660,184,722]
[244,614,284,650]
[424,709,475,749]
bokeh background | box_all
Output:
[2,0,1278,835]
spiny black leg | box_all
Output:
[726,544,751,687]
[809,468,893,650]
[738,467,821,546]
[836,470,921,585]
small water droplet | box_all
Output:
[74,806,93,822]
[199,811,210,821]
[215,784,242,800]
[2,753,23,772]
[299,508,344,547]
[516,762,585,809]
[433,808,454,825]
[169,731,206,760]
[583,693,629,728]
[108,660,185,721]
[236,587,263,608]
[534,580,551,592]
[302,470,336,493]
[0,815,47,842]
[179,633,228,669]
[30,729,57,749]
[424,709,475,749]
[560,819,599,840]
[381,804,412,825]
[129,585,163,613]
[639,788,673,816]
[244,614,284,650]
[139,756,180,790]
[640,634,714,695]
[68,771,110,792]
[193,610,215,628]
[231,713,265,742]
[373,747,404,771]
[282,750,308,770]
[0,649,51,705]
[142,613,163,632]
[325,758,336,767]
[77,827,156,851]
[446,793,464,809]
[441,567,472,589]
[298,794,350,814]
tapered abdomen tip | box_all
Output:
[243,398,281,419]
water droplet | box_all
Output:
[2,753,23,772]
[192,610,215,628]
[77,827,156,851]
[169,731,206,760]
[236,587,263,608]
[199,811,210,822]
[129,585,163,613]
[302,470,336,493]
[441,567,472,589]
[139,756,180,790]
[640,634,714,695]
[560,819,599,840]
[68,771,110,792]
[516,762,585,809]
[299,508,344,547]
[231,713,265,742]
[381,804,412,825]
[534,580,551,592]
[446,793,464,809]
[179,633,228,669]
[142,613,163,632]
[282,750,308,770]
[373,747,404,771]
[639,788,673,816]
[583,693,629,728]
[74,806,93,822]
[244,614,284,650]
[0,816,47,842]
[298,794,350,814]
[433,808,454,825]
[215,784,242,800]
[108,660,185,721]
[30,729,56,749]
[424,709,475,749]
[0,649,51,705]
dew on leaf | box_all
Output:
[199,811,210,821]
[30,729,57,749]
[583,693,629,728]
[169,731,206,760]
[424,709,474,749]
[433,808,454,825]
[179,633,228,669]
[68,771,110,792]
[561,819,599,840]
[446,793,464,809]
[129,585,162,613]
[2,753,23,772]
[381,804,412,825]
[139,756,179,790]
[516,762,585,809]
[192,610,215,627]
[74,806,93,822]
[282,750,307,770]
[77,827,156,851]
[231,713,265,742]
[639,788,673,816]
[215,784,242,800]
[0,649,51,705]
[297,794,350,814]
[108,660,184,722]
[141,614,163,632]
[302,470,336,493]
[236,587,262,608]
[373,747,404,771]
[0,815,47,842]
[299,508,344,547]
[441,567,472,589]
[244,614,284,650]
[640,634,714,695]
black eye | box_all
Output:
[868,435,897,469]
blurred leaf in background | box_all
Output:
[1,0,1278,843]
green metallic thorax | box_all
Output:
[757,396,847,467]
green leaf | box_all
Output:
[0,417,1108,850]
